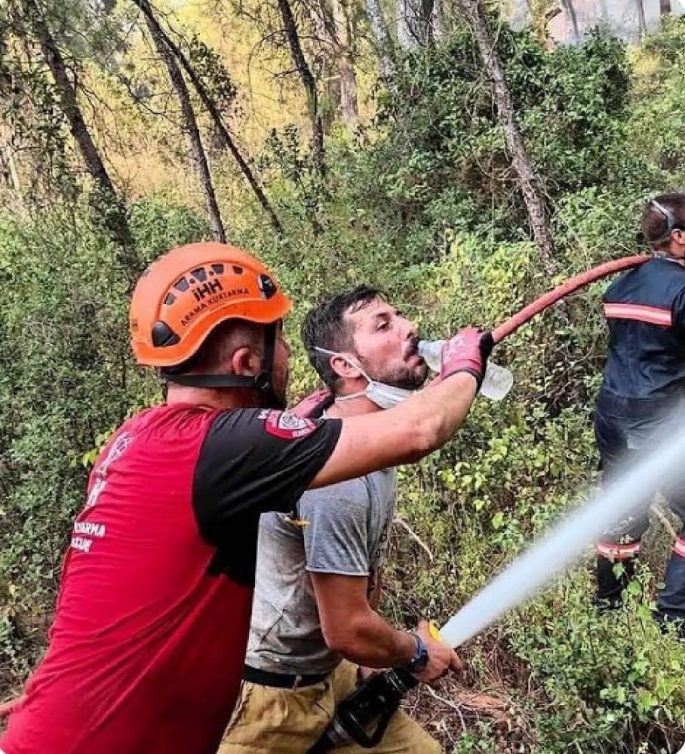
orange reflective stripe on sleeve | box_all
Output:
[596,541,641,560]
[604,303,672,327]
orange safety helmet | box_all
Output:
[130,243,291,403]
[130,242,291,367]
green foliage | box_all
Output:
[509,568,685,751]
[0,199,207,688]
[629,17,685,187]
[451,725,500,753]
[187,33,238,114]
[335,26,635,250]
[513,30,634,192]
[0,42,74,197]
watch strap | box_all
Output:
[400,632,428,674]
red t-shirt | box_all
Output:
[1,403,341,754]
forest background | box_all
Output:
[1,0,685,751]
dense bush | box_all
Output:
[0,200,207,683]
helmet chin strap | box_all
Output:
[165,323,285,409]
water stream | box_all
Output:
[439,418,685,647]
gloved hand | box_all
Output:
[440,328,493,387]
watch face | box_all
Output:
[414,646,429,672]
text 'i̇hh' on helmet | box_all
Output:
[129,242,292,368]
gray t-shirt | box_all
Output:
[245,467,397,675]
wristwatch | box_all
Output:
[401,633,429,674]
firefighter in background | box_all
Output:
[595,193,685,627]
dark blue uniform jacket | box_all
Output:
[601,257,685,400]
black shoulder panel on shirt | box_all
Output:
[192,408,342,587]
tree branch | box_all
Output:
[141,14,226,242]
[131,0,283,234]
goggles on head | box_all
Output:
[651,199,684,245]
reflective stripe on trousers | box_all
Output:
[596,541,641,560]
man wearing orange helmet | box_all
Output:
[0,243,490,754]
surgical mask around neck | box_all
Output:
[314,347,415,410]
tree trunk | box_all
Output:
[303,1,339,133]
[560,0,580,43]
[132,0,283,234]
[431,0,445,41]
[660,0,671,16]
[332,0,359,131]
[397,0,435,48]
[338,60,358,132]
[21,0,137,274]
[308,0,359,132]
[143,14,226,243]
[365,0,396,79]
[276,0,326,178]
[0,136,23,205]
[636,0,647,37]
[454,0,557,276]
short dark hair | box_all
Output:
[642,193,685,249]
[301,286,383,391]
[162,318,264,377]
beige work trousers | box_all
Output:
[219,660,441,754]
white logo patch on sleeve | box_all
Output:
[264,411,318,440]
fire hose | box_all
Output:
[490,254,649,344]
[306,254,652,754]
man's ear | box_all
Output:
[231,346,261,377]
[329,352,363,381]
